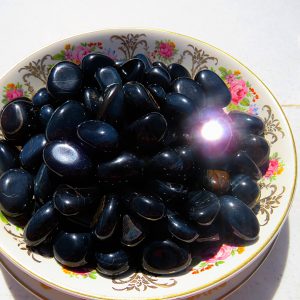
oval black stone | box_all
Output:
[168,63,191,81]
[145,66,171,90]
[43,141,93,178]
[39,104,54,129]
[32,88,54,107]
[194,69,231,107]
[20,134,47,171]
[46,100,88,141]
[119,58,145,82]
[133,54,152,72]
[148,84,166,107]
[47,61,82,100]
[53,231,93,267]
[219,195,260,241]
[186,191,220,225]
[83,87,103,118]
[230,174,260,208]
[23,201,59,246]
[95,66,122,92]
[142,240,191,275]
[121,214,145,247]
[0,169,33,217]
[0,140,19,175]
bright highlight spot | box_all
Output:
[201,120,224,141]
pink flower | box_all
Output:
[206,244,233,264]
[159,42,174,58]
[65,45,92,64]
[226,75,248,105]
[6,88,23,101]
[265,159,279,178]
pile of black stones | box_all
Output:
[0,52,270,276]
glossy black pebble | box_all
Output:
[219,195,260,241]
[162,93,195,123]
[77,120,119,155]
[240,134,270,167]
[0,98,36,144]
[123,82,159,120]
[53,231,93,267]
[20,134,47,171]
[229,111,265,135]
[195,69,231,107]
[231,174,260,208]
[148,84,166,107]
[95,249,129,276]
[119,58,145,82]
[95,66,122,92]
[43,141,93,178]
[97,152,143,184]
[47,61,82,100]
[32,88,54,107]
[126,112,167,149]
[145,66,171,90]
[46,100,88,141]
[81,53,115,86]
[195,222,221,243]
[142,240,191,275]
[95,194,120,240]
[130,194,165,221]
[134,54,152,72]
[39,104,54,128]
[83,87,103,118]
[23,201,59,246]
[186,191,220,225]
[121,214,145,247]
[171,77,205,108]
[53,185,85,216]
[0,140,19,175]
[152,61,168,71]
[167,63,191,81]
[167,210,198,243]
[0,169,33,217]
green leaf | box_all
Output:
[52,53,65,61]
[0,211,9,224]
[228,70,232,75]
[240,98,250,106]
[246,81,251,87]
[215,260,225,266]
[231,250,236,256]
[210,67,216,72]
[89,273,97,279]
[199,261,207,268]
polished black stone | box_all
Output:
[20,134,47,171]
[119,58,145,82]
[46,100,88,141]
[32,88,54,107]
[97,152,143,184]
[95,66,122,92]
[43,140,93,178]
[121,214,145,247]
[0,140,19,175]
[95,249,129,276]
[23,201,59,246]
[171,77,205,107]
[142,240,191,275]
[133,54,152,72]
[77,120,119,155]
[162,93,195,123]
[0,98,36,145]
[219,195,260,241]
[100,84,125,129]
[148,84,166,107]
[240,134,270,167]
[152,61,168,70]
[47,61,82,100]
[83,87,103,118]
[95,194,120,240]
[34,163,59,204]
[126,112,167,149]
[194,69,231,107]
[0,169,33,217]
[167,210,198,243]
[123,82,159,120]
[53,231,93,267]
[39,104,54,128]
[130,194,165,221]
[230,174,260,208]
[167,63,191,81]
[195,222,221,243]
[186,191,220,225]
[81,53,115,86]
[229,151,262,181]
[229,111,265,135]
[145,66,171,90]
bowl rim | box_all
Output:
[0,27,297,300]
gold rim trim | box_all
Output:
[0,28,297,300]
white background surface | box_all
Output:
[0,0,299,299]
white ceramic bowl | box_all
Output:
[0,28,296,300]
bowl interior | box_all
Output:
[0,29,296,300]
